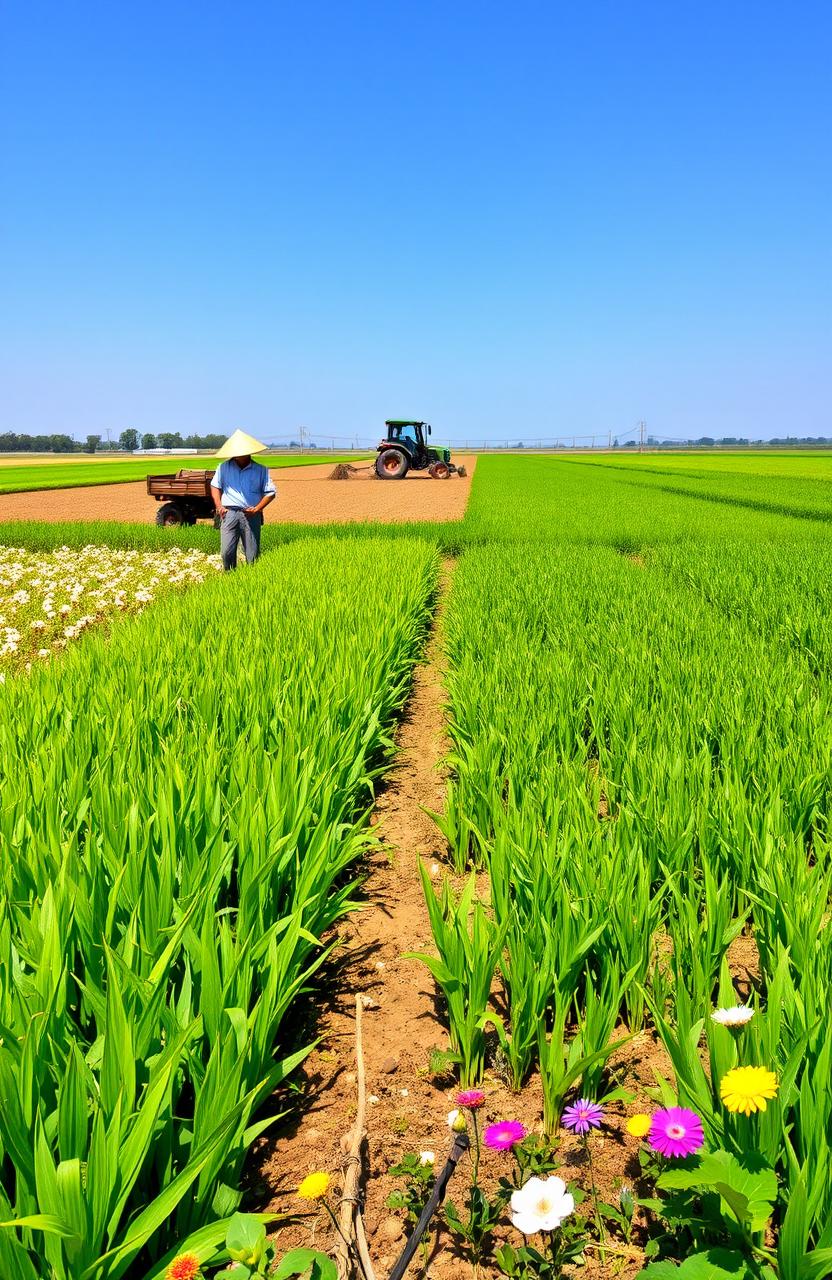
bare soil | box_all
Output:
[255,563,672,1279]
[726,932,761,1001]
[0,459,476,526]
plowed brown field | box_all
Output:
[0,459,477,525]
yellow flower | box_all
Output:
[298,1171,332,1201]
[720,1066,779,1115]
[626,1113,651,1137]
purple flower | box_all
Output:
[562,1099,604,1135]
[649,1107,704,1159]
[484,1120,526,1151]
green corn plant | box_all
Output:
[486,822,608,1088]
[665,855,749,1011]
[576,963,637,1099]
[603,839,666,1031]
[407,865,508,1086]
[537,996,623,1137]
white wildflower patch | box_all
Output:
[0,544,220,673]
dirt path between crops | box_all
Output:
[0,458,476,526]
[252,561,668,1280]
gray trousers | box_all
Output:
[220,509,263,570]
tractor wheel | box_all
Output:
[376,449,409,479]
[156,502,185,526]
[428,461,451,479]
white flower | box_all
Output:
[510,1176,574,1235]
[447,1109,460,1128]
[419,1151,435,1166]
[711,1005,754,1027]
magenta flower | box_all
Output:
[562,1099,604,1135]
[455,1089,486,1110]
[649,1107,704,1159]
[484,1120,526,1150]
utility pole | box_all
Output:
[608,430,612,450]
[638,420,646,453]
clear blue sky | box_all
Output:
[1,1,829,445]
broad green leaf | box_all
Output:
[641,1249,758,1278]
[658,1151,776,1233]
[226,1212,266,1263]
[274,1249,338,1280]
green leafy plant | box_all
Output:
[640,1149,778,1278]
[408,868,507,1086]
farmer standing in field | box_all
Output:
[211,429,276,571]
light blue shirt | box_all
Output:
[211,459,276,509]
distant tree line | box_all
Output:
[126,430,227,451]
[0,430,229,454]
[0,432,79,453]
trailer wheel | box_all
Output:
[156,502,186,526]
[428,461,451,479]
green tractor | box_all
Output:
[375,420,467,480]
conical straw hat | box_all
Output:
[215,429,268,458]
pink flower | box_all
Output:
[649,1107,704,1159]
[455,1089,486,1110]
[484,1120,526,1151]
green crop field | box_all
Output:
[1,452,832,1278]
[0,537,437,1277]
[0,454,365,494]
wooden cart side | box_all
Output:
[146,471,216,499]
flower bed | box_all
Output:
[0,543,220,672]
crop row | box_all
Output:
[462,455,832,547]
[0,536,437,1279]
[425,539,832,1265]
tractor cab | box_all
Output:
[383,420,430,466]
[376,419,465,480]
